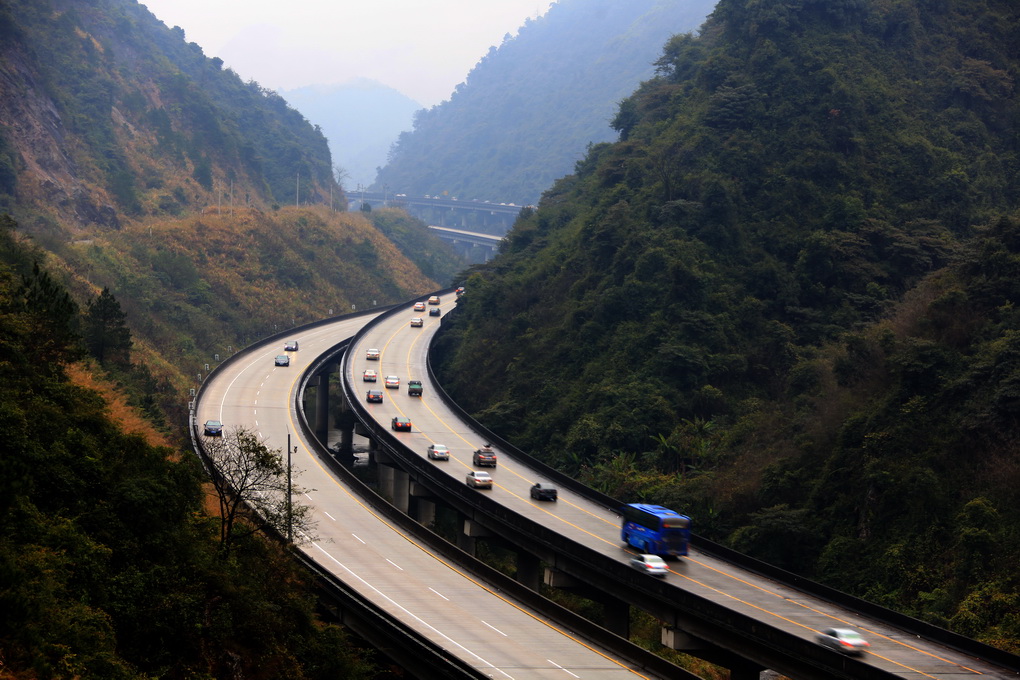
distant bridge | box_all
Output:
[346,190,526,235]
[427,225,502,262]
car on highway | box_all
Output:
[410,317,424,327]
[413,301,426,311]
[465,470,493,489]
[529,483,558,501]
[427,444,450,460]
[816,628,870,656]
[366,390,383,403]
[203,419,223,436]
[428,307,441,317]
[284,340,299,351]
[391,416,412,432]
[630,554,669,577]
[407,379,423,396]
[384,375,400,389]
[428,295,440,305]
[366,348,380,360]
[472,444,497,467]
[363,369,377,382]
[274,355,290,366]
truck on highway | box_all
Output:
[407,379,423,397]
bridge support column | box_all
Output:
[409,482,435,526]
[602,596,630,639]
[314,373,330,445]
[391,467,409,514]
[515,551,542,592]
[458,519,491,556]
[377,464,395,502]
[333,407,356,465]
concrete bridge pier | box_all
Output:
[409,482,436,527]
[515,551,542,592]
[544,568,630,638]
[458,518,492,557]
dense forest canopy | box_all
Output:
[0,218,377,678]
[435,0,1020,650]
[372,0,717,206]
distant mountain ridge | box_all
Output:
[372,0,717,206]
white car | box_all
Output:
[465,471,492,489]
[427,295,440,305]
[410,317,424,327]
[816,628,870,656]
[413,301,426,312]
[362,369,377,382]
[366,348,380,360]
[630,554,668,577]
[384,375,400,389]
[427,444,450,461]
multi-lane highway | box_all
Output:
[346,296,1017,680]
[194,312,677,679]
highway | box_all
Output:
[194,312,676,680]
[346,296,1017,680]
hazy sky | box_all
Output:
[140,0,554,107]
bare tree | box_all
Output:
[203,427,316,556]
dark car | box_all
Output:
[274,355,290,366]
[203,419,223,436]
[391,416,412,431]
[816,628,870,656]
[366,390,384,403]
[428,306,441,316]
[407,379,423,396]
[530,483,558,501]
[472,445,497,467]
[284,340,299,352]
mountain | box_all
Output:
[372,0,717,207]
[0,0,459,395]
[281,79,421,190]
[434,0,1020,649]
[0,0,334,234]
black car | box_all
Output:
[284,340,299,351]
[391,416,412,431]
[274,355,290,366]
[366,390,384,403]
[203,420,223,436]
[428,307,441,316]
[530,483,558,501]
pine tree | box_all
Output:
[83,287,132,366]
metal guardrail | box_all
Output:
[189,307,486,680]
[423,309,1020,676]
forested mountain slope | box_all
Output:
[435,0,1020,650]
[0,0,333,235]
[372,0,717,206]
[0,0,457,408]
[0,223,378,679]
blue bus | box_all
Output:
[621,503,691,557]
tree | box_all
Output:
[203,427,315,556]
[83,287,132,366]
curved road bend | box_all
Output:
[196,313,671,680]
[350,297,1013,680]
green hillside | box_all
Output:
[435,0,1020,649]
[372,0,717,206]
[0,0,333,233]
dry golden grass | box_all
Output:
[65,362,171,450]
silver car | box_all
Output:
[816,628,870,656]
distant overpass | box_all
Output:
[427,225,502,262]
[347,190,527,235]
